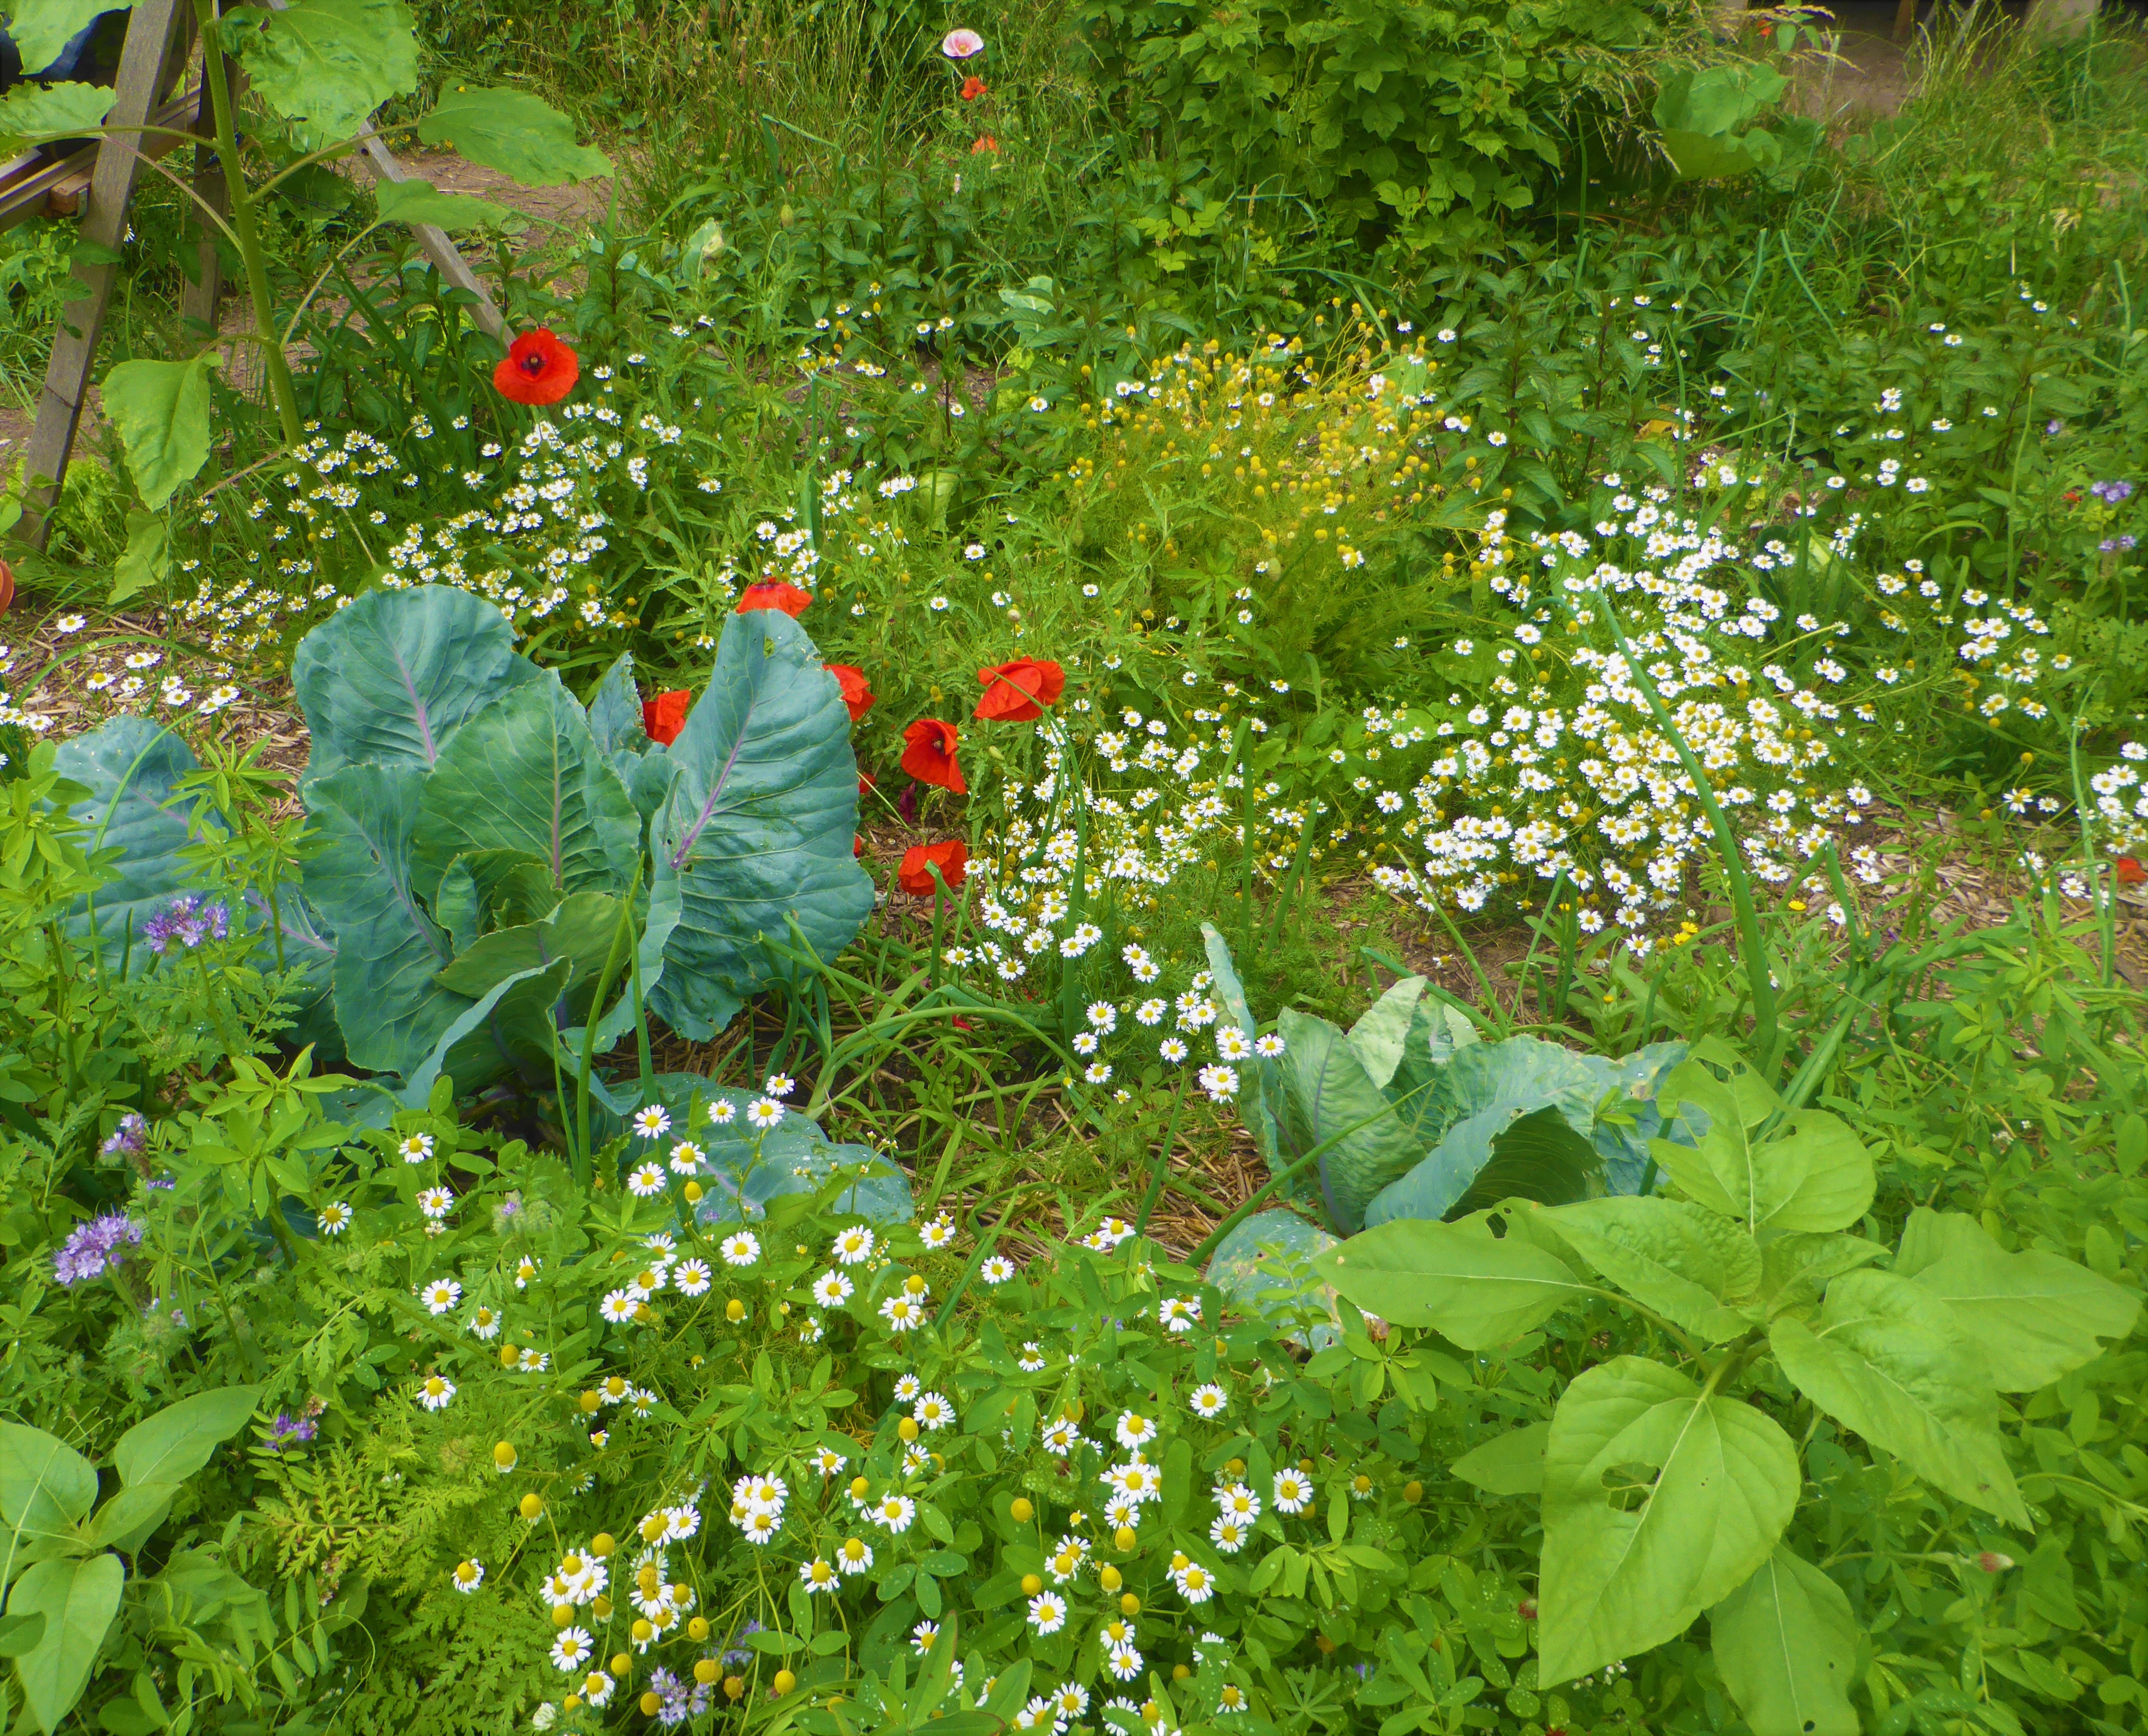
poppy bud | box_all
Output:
[1979,1552,2014,1572]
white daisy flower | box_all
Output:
[720,1231,760,1267]
[872,1494,916,1533]
[1027,1591,1068,1634]
[920,1213,957,1250]
[1158,1296,1200,1333]
[813,1271,855,1307]
[1106,1641,1143,1681]
[1209,1517,1248,1553]
[911,1620,940,1655]
[599,1290,639,1324]
[879,1294,924,1332]
[1272,1469,1312,1513]
[894,1373,924,1402]
[416,1373,456,1412]
[914,1392,956,1431]
[832,1226,876,1265]
[979,1255,1015,1285]
[800,1557,840,1593]
[631,1106,672,1140]
[515,1256,541,1288]
[1189,1383,1228,1419]
[1215,1483,1259,1520]
[626,1164,666,1197]
[419,1278,462,1315]
[468,1305,503,1340]
[1115,1412,1158,1450]
[764,1073,796,1099]
[708,1100,739,1126]
[451,1558,485,1592]
[317,1201,352,1235]
[416,1185,454,1219]
[1170,1560,1214,1603]
[746,1097,785,1131]
[398,1133,434,1164]
[836,1537,874,1574]
[550,1628,594,1672]
[668,1140,705,1175]
[673,1259,713,1296]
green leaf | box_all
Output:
[114,1387,262,1487]
[1313,1217,1593,1349]
[1538,1356,1797,1686]
[0,82,112,150]
[402,959,573,1102]
[302,763,459,1075]
[107,511,169,607]
[1449,1422,1548,1496]
[1894,1209,2140,1391]
[0,1610,45,1657]
[373,176,521,232]
[416,86,613,186]
[432,849,559,956]
[1275,1008,1428,1233]
[411,673,639,905]
[102,354,219,511]
[1757,1232,1884,1318]
[52,716,210,969]
[4,0,110,77]
[11,1553,124,1733]
[434,891,621,1018]
[648,612,872,1040]
[1345,975,1428,1089]
[0,1426,98,1578]
[293,584,542,779]
[1541,1197,1762,1342]
[81,1483,177,1556]
[1449,1104,1603,1222]
[1651,1063,1873,1234]
[1204,1209,1343,1348]
[1202,925,1281,1170]
[1769,1269,2026,1526]
[231,0,419,149]
[1709,1546,1860,1736]
[585,653,654,776]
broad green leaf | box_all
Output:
[402,959,573,1102]
[1652,63,1788,135]
[231,0,419,149]
[1894,1209,2139,1391]
[1539,1356,1797,1685]
[1385,995,1480,1102]
[0,82,111,149]
[1652,1063,1873,1234]
[434,890,622,1015]
[303,763,458,1075]
[1345,976,1427,1089]
[1275,1008,1427,1234]
[1770,1269,2026,1526]
[114,1387,261,1487]
[52,717,210,969]
[648,612,872,1041]
[102,354,219,511]
[585,653,654,774]
[1313,1217,1592,1348]
[293,584,540,779]
[1542,1197,1762,1342]
[1757,1231,1883,1318]
[4,0,109,77]
[0,1425,98,1580]
[373,176,521,232]
[416,86,613,186]
[1660,128,1771,183]
[107,511,169,607]
[432,849,559,957]
[81,1483,177,1556]
[0,1610,45,1657]
[1447,1104,1603,1222]
[1449,1421,1548,1496]
[1710,1546,1860,1736]
[1203,1209,1342,1349]
[411,673,640,906]
[1202,925,1281,1170]
[11,1553,124,1733]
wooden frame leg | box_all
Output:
[19,0,192,548]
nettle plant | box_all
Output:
[1314,1049,2141,1735]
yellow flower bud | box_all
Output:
[1114,1526,1137,1552]
[898,1418,920,1442]
[774,1670,797,1696]
[498,1345,519,1368]
[1021,1573,1043,1596]
[640,1693,661,1717]
[1403,1481,1423,1502]
[1010,1497,1034,1522]
[518,1493,543,1519]
[611,1654,631,1677]
[689,1616,710,1642]
[579,1391,601,1413]
[726,1298,746,1322]
[592,1533,616,1557]
[493,1441,517,1469]
[694,1660,719,1686]
[1100,1565,1123,1592]
[1119,1593,1140,1616]
[723,1677,745,1701]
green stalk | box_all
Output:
[192,0,304,447]
[1133,1083,1191,1234]
[1602,598,1780,1069]
[575,884,639,1190]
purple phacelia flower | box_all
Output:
[54,1211,144,1285]
[142,894,231,955]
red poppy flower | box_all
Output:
[898,839,968,896]
[971,134,998,155]
[642,689,691,745]
[493,329,579,406]
[0,555,13,617]
[827,664,875,721]
[960,74,988,101]
[854,835,865,857]
[735,581,813,617]
[901,718,966,794]
[974,657,1065,722]
[859,771,878,797]
[2119,856,2146,885]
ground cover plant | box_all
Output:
[2,2,2148,1735]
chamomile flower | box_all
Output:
[317,1201,352,1235]
[707,1100,739,1127]
[979,1255,1016,1285]
[911,1620,941,1655]
[1115,1412,1159,1450]
[452,1558,485,1592]
[419,1278,462,1315]
[600,1290,640,1324]
[1159,1038,1189,1064]
[668,1141,705,1175]
[813,1271,854,1307]
[1106,1642,1143,1682]
[515,1256,541,1288]
[832,1226,876,1265]
[1215,1483,1260,1520]
[880,1294,925,1333]
[1017,1343,1047,1371]
[1040,1418,1081,1454]
[746,1097,785,1131]
[1027,1591,1068,1634]
[468,1305,503,1340]
[416,1185,454,1219]
[764,1073,796,1099]
[416,1373,456,1411]
[719,1232,760,1267]
[627,1164,666,1197]
[1208,1517,1248,1553]
[1214,1026,1253,1061]
[1158,1296,1200,1332]
[837,1537,873,1574]
[1253,1032,1285,1058]
[1189,1383,1228,1419]
[1272,1469,1312,1513]
[914,1392,956,1431]
[398,1133,435,1164]
[551,1628,595,1672]
[800,1557,839,1593]
[631,1106,672,1140]
[872,1495,917,1533]
[920,1213,957,1250]
[673,1259,713,1296]
[1045,1534,1089,1581]
[1170,1560,1215,1603]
